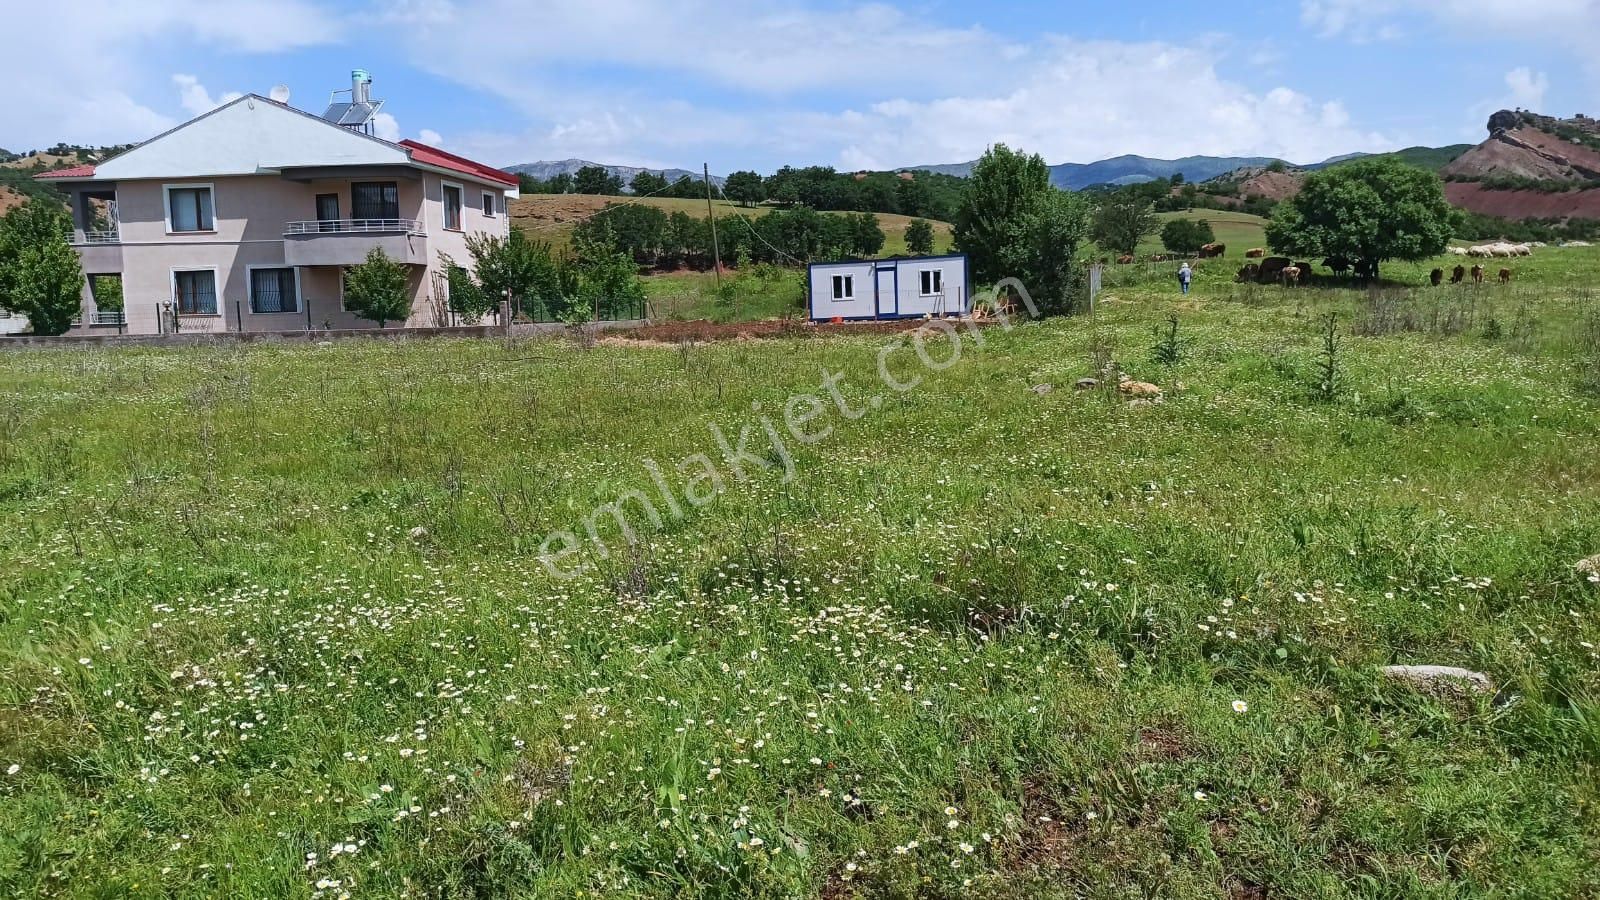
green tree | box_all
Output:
[573,229,647,320]
[466,228,568,316]
[723,171,765,207]
[847,212,885,257]
[629,171,669,196]
[343,247,412,328]
[1160,218,1215,254]
[0,201,83,336]
[1265,158,1459,281]
[574,166,624,195]
[439,256,492,323]
[995,190,1091,316]
[1091,194,1158,257]
[953,144,1055,284]
[905,218,936,255]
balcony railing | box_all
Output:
[81,229,120,244]
[285,219,426,236]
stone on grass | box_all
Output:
[1031,384,1054,396]
[1575,554,1600,577]
[1381,665,1494,695]
[1074,378,1099,391]
[409,526,430,541]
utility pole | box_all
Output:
[705,163,723,296]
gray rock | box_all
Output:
[1575,554,1600,576]
[1381,665,1494,694]
[409,526,430,541]
[1031,384,1054,396]
[1074,378,1099,391]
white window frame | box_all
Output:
[245,265,303,315]
[920,269,943,296]
[169,266,222,317]
[831,274,854,301]
[163,183,216,234]
[482,191,497,217]
[441,180,464,232]
[338,267,353,311]
[499,194,509,215]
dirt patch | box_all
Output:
[1135,724,1197,761]
[1444,182,1600,221]
[606,318,935,344]
[1007,775,1088,873]
[0,186,27,215]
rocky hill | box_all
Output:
[1441,111,1600,221]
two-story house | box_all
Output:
[36,72,518,335]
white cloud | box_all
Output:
[418,129,444,146]
[382,6,1394,171]
[372,113,402,143]
[172,75,244,117]
[0,1,341,149]
[1503,67,1550,110]
[1302,0,1600,48]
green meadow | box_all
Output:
[1,246,1599,898]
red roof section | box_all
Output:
[399,139,518,187]
[36,164,96,179]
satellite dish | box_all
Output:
[269,84,291,104]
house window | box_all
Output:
[166,186,214,232]
[173,270,218,315]
[442,184,463,230]
[249,267,299,314]
[831,274,854,301]
[482,191,496,217]
[351,182,399,221]
[316,193,341,223]
[920,269,943,296]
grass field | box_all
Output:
[2,248,1600,898]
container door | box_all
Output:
[876,265,897,318]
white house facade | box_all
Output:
[807,254,970,322]
[36,73,518,335]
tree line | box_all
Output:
[522,164,967,220]
[573,205,890,269]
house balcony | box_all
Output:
[282,219,429,267]
[72,228,123,272]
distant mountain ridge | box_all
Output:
[507,159,724,191]
[906,148,1470,190]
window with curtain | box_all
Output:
[351,182,399,221]
[174,270,218,315]
[443,184,463,230]
[316,193,340,224]
[167,186,214,232]
[250,268,299,314]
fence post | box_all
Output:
[499,300,511,338]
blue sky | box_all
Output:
[6,1,1596,172]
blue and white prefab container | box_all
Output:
[806,254,970,322]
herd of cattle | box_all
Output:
[1232,251,1516,287]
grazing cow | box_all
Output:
[1246,248,1266,259]
[1323,257,1352,276]
[1199,242,1227,259]
[1279,266,1302,287]
[1471,265,1485,284]
[1430,268,1444,287]
[1294,262,1314,282]
[1450,265,1466,284]
[1116,254,1134,265]
[1235,264,1261,283]
[1257,257,1292,284]
[1499,268,1513,284]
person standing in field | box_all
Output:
[1178,262,1193,295]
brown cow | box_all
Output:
[1472,265,1485,284]
[1199,243,1227,259]
[1116,254,1134,265]
[1257,257,1292,284]
[1499,268,1513,284]
[1245,248,1266,259]
[1450,265,1466,284]
[1430,268,1444,287]
[1279,266,1302,287]
[1294,262,1314,283]
[1235,263,1261,283]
